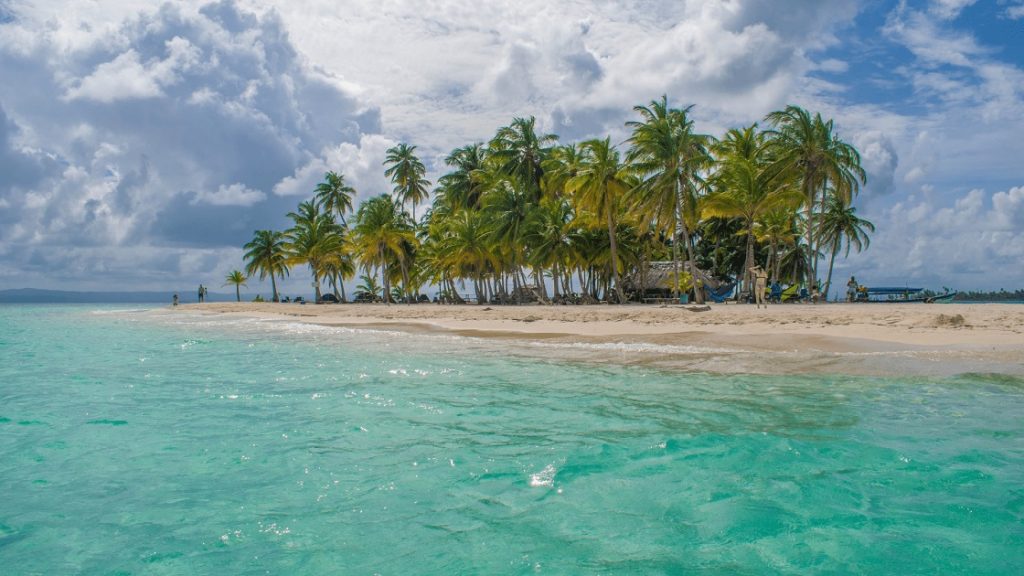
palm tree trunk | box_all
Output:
[380,254,390,306]
[679,220,702,304]
[670,235,680,299]
[533,266,548,302]
[399,259,410,303]
[236,285,240,302]
[640,245,649,300]
[804,177,817,291]
[271,274,279,302]
[605,208,621,304]
[814,176,831,287]
[340,279,347,303]
[824,242,839,302]
[333,272,341,300]
[743,220,755,297]
[676,181,703,304]
[314,272,322,303]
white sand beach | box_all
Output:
[173,302,1024,376]
[181,302,1022,346]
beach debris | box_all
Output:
[482,307,493,311]
[684,305,712,312]
[520,315,541,323]
[934,313,966,327]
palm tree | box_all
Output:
[479,165,532,301]
[489,116,558,201]
[542,143,582,199]
[565,138,631,303]
[441,209,498,303]
[437,143,487,210]
[383,143,431,220]
[356,273,382,301]
[243,229,289,302]
[322,241,355,302]
[818,195,875,300]
[764,105,866,288]
[704,125,802,294]
[223,270,247,302]
[286,201,344,303]
[626,96,714,301]
[352,195,416,305]
[754,209,801,284]
[524,198,574,300]
[315,171,356,226]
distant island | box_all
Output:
[954,289,1024,302]
[0,288,236,304]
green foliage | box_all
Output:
[244,229,289,302]
[384,143,431,220]
[223,269,247,302]
[240,102,872,305]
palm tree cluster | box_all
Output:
[242,100,875,305]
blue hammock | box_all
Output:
[706,282,736,303]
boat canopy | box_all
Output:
[866,287,923,295]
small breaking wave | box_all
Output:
[527,340,735,355]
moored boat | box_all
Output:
[855,286,957,303]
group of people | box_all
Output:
[748,265,844,308]
[846,276,866,302]
[171,284,208,306]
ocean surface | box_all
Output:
[1,304,1022,575]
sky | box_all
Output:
[0,0,1022,295]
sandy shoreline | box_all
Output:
[180,301,1024,346]
[167,302,1024,376]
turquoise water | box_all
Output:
[1,305,1022,574]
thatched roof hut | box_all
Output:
[623,261,692,294]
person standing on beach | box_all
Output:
[847,276,858,302]
[203,285,209,302]
[198,284,204,303]
[172,294,179,306]
[749,265,768,309]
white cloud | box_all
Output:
[194,182,266,206]
[929,0,978,20]
[66,37,201,103]
[0,1,378,290]
[65,50,164,102]
[852,131,899,197]
[274,133,396,206]
[265,0,861,154]
[815,58,849,73]
[844,185,1024,288]
[903,166,925,183]
[1,0,1023,293]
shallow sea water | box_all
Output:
[1,304,1023,574]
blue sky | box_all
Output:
[0,0,1021,294]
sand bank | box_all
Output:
[170,302,1024,376]
[181,301,1023,347]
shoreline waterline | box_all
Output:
[158,302,1024,377]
